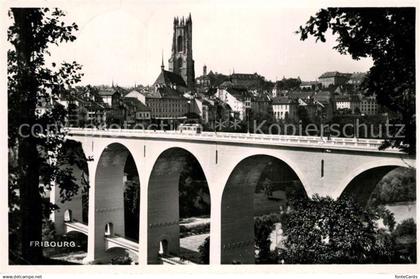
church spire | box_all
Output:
[161,50,165,71]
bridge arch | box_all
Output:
[91,142,140,260]
[221,154,307,264]
[338,158,414,207]
[147,147,211,264]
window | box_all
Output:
[321,160,324,178]
[64,209,72,222]
[105,223,113,236]
[177,35,183,52]
[159,239,169,256]
[177,57,183,71]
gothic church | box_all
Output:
[168,14,195,90]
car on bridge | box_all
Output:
[178,123,202,134]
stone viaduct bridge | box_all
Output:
[49,128,415,265]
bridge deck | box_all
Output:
[67,128,403,153]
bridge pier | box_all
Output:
[85,144,128,263]
[147,154,185,264]
[50,164,84,235]
[209,187,222,265]
[138,170,149,265]
[220,156,271,264]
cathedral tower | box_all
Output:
[168,14,195,90]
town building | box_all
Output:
[125,90,146,105]
[58,88,108,127]
[358,95,379,115]
[251,94,272,116]
[195,65,211,92]
[318,71,352,88]
[214,87,252,120]
[299,81,321,90]
[97,89,121,107]
[146,90,189,119]
[272,96,298,121]
[347,72,367,86]
[288,90,335,122]
[121,97,151,127]
[143,65,190,120]
[230,73,264,90]
[335,95,352,110]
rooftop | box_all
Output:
[154,70,186,87]
[319,71,352,79]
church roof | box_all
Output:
[155,86,187,99]
[153,70,186,87]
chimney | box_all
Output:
[203,65,207,76]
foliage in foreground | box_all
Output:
[298,8,415,154]
[8,7,83,263]
[278,196,395,263]
[254,195,416,264]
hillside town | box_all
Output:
[54,14,385,134]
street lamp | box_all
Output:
[245,97,251,134]
[187,100,191,120]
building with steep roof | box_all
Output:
[97,89,121,108]
[125,90,146,105]
[153,69,187,92]
[230,73,264,90]
[318,71,352,88]
[122,97,151,126]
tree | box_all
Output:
[8,8,83,263]
[391,218,416,263]
[298,8,415,154]
[178,154,210,218]
[297,106,310,127]
[368,167,416,206]
[278,195,394,264]
[254,213,281,263]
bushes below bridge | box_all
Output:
[254,195,416,264]
[368,167,416,206]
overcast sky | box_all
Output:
[45,0,373,87]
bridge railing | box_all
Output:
[66,127,393,151]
